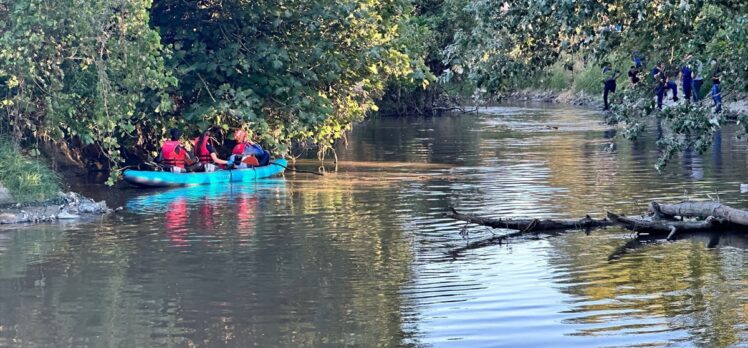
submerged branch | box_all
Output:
[444,207,613,232]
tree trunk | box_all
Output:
[444,208,613,232]
[606,211,722,238]
[650,201,748,227]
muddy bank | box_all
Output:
[501,89,603,108]
[0,192,113,224]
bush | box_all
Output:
[0,139,60,202]
[546,64,571,91]
[573,64,604,94]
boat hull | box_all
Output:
[123,159,287,187]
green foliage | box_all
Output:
[441,0,748,169]
[546,65,571,91]
[573,65,604,94]
[654,103,720,172]
[606,85,656,141]
[0,0,427,181]
[0,0,175,181]
[608,87,720,172]
[0,138,60,202]
[151,0,421,154]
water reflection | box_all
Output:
[3,104,748,346]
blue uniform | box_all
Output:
[681,66,692,100]
[712,82,722,113]
[633,51,643,68]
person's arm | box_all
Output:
[210,152,229,165]
[204,143,229,165]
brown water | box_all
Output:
[2,104,748,347]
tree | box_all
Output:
[151,0,423,156]
[0,0,175,175]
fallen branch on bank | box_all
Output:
[444,201,748,254]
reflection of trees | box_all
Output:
[0,179,414,346]
[547,231,748,346]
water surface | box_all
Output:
[2,104,748,347]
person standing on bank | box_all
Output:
[711,70,722,113]
[602,62,621,111]
[681,55,694,101]
[652,63,679,109]
[628,65,641,85]
[692,57,704,101]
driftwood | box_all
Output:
[606,212,723,240]
[444,208,613,232]
[444,208,612,257]
[650,201,748,227]
[444,201,748,255]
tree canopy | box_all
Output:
[2,0,748,179]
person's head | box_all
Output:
[169,128,182,141]
[234,129,248,143]
[630,65,635,70]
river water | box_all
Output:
[2,104,748,347]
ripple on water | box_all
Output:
[4,104,748,347]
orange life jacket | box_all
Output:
[161,140,186,168]
[194,136,213,164]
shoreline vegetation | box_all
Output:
[0,139,110,224]
[3,0,748,220]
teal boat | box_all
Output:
[123,159,287,187]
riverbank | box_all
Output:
[501,88,603,109]
[502,87,748,116]
[0,192,112,224]
[0,140,112,224]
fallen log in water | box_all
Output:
[444,201,748,255]
[649,201,748,227]
[444,208,613,257]
[444,208,613,232]
[606,212,723,240]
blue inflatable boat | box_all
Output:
[123,159,288,187]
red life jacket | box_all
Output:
[161,140,186,168]
[194,136,213,164]
[232,142,248,155]
[232,142,259,166]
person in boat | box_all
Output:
[155,128,196,172]
[229,129,271,168]
[193,129,231,171]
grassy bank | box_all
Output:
[0,139,60,203]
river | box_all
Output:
[2,104,748,347]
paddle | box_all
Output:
[270,161,325,176]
